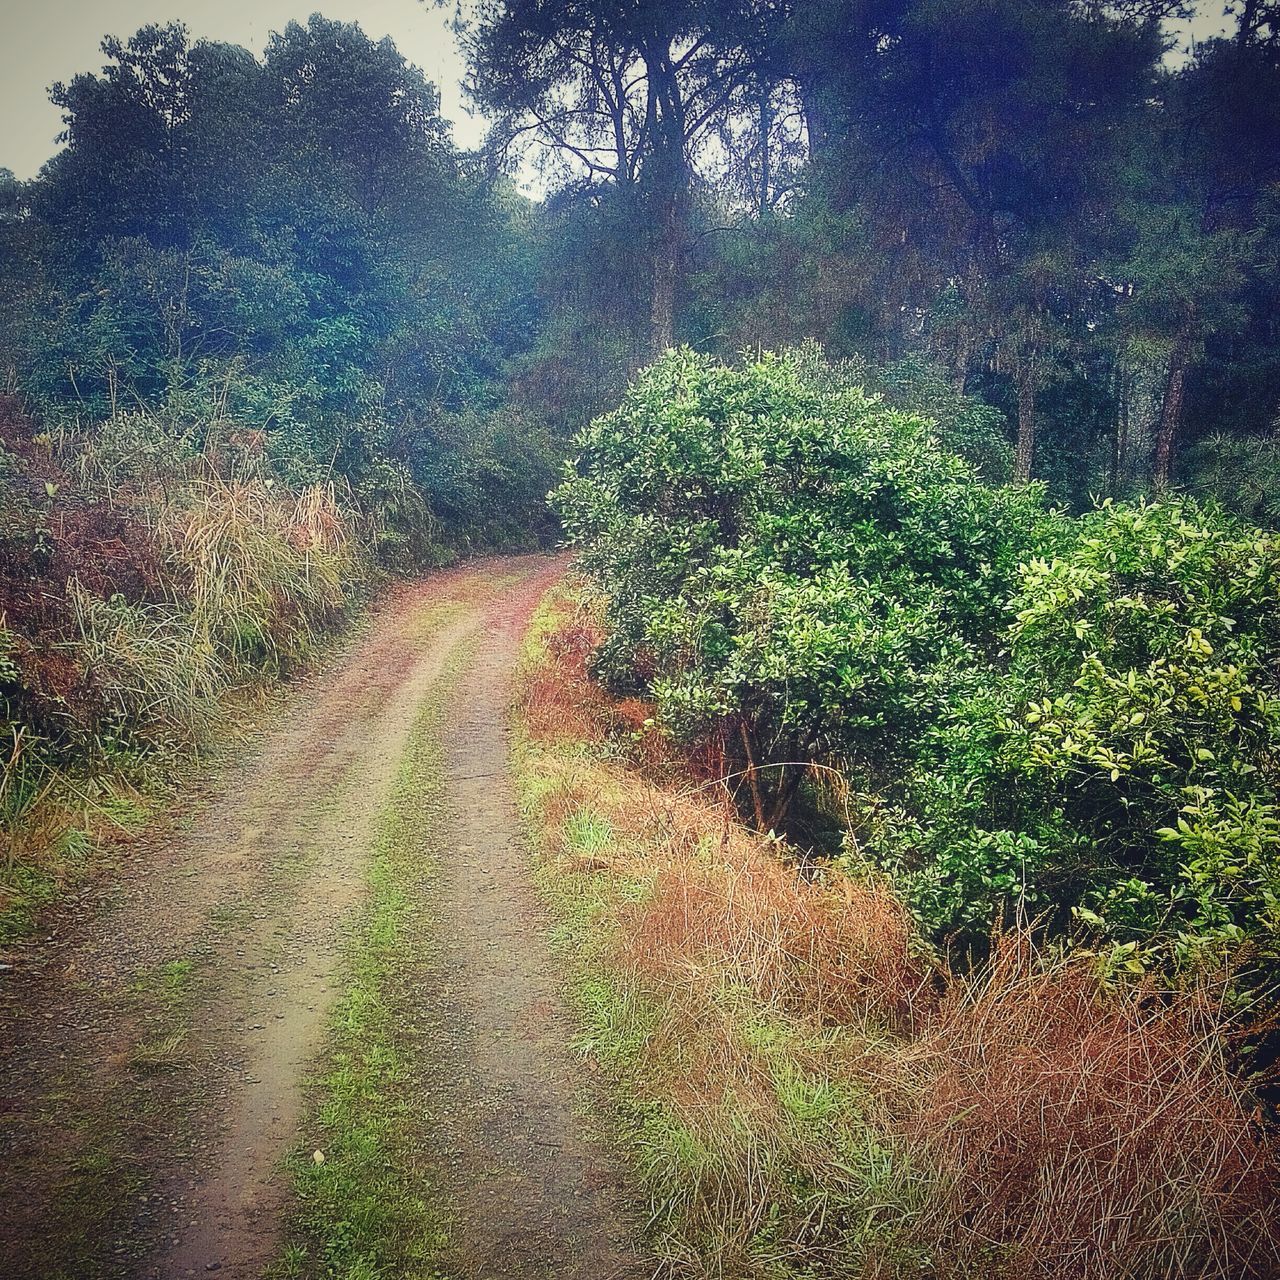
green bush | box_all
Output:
[898,499,1280,972]
[554,347,1052,826]
[560,349,1280,981]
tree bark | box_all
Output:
[758,87,772,217]
[1111,365,1130,496]
[644,39,686,358]
[1014,372,1036,484]
[1154,323,1193,494]
[1236,0,1261,46]
[650,193,679,355]
[738,720,766,831]
[951,328,972,395]
[800,85,828,163]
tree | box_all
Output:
[461,0,781,355]
[769,0,1160,482]
[554,347,1050,828]
[1117,30,1280,491]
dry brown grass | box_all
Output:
[621,849,929,1029]
[878,936,1280,1278]
[521,593,612,745]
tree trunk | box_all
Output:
[1014,373,1036,484]
[951,328,972,395]
[643,40,686,359]
[1111,366,1130,496]
[800,86,828,163]
[1154,324,1193,494]
[1236,0,1261,46]
[650,195,679,356]
[758,88,772,217]
[738,721,766,831]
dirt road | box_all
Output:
[0,555,644,1279]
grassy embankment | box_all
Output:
[512,580,1280,1280]
[0,408,405,941]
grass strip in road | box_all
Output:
[274,636,473,1280]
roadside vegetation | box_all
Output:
[0,400,377,936]
[515,580,1280,1279]
[555,348,1280,994]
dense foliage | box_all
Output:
[555,349,1049,822]
[903,499,1280,972]
[0,18,557,553]
[3,4,1280,968]
[558,349,1280,985]
[465,0,1280,513]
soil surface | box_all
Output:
[424,567,642,1280]
[0,555,646,1280]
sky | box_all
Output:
[0,1,1239,184]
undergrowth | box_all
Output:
[513,580,1280,1280]
[0,403,378,940]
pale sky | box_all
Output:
[0,1,1238,184]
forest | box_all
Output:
[1,2,1279,1278]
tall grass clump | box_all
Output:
[0,403,380,934]
[161,473,360,673]
[68,585,223,743]
[879,939,1279,1278]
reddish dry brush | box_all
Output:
[620,845,930,1029]
[1,406,165,739]
[878,935,1280,1279]
[521,583,728,782]
[521,596,611,745]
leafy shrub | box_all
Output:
[554,346,1051,829]
[560,351,1280,986]
[898,499,1280,972]
[789,343,1014,482]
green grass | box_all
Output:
[562,807,615,858]
[273,635,472,1280]
[0,860,62,942]
[126,955,199,1071]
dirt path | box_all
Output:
[424,572,641,1280]
[0,555,645,1280]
